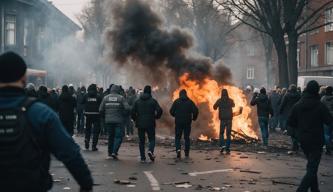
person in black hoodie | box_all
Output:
[321,86,333,155]
[251,88,273,147]
[59,85,77,136]
[213,89,235,154]
[288,80,333,192]
[132,85,163,162]
[77,86,86,134]
[170,89,199,159]
[83,84,102,151]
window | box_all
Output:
[310,46,319,67]
[246,67,254,80]
[326,42,333,65]
[246,45,256,56]
[5,15,16,46]
[325,8,333,32]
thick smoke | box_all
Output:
[105,0,231,83]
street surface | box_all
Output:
[50,136,333,192]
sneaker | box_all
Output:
[107,155,113,160]
[92,146,98,151]
[148,151,155,162]
[220,147,225,154]
[111,153,118,160]
[140,159,146,164]
[176,150,181,159]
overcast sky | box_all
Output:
[51,0,90,26]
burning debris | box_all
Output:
[105,0,257,139]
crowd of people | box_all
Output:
[1,51,332,192]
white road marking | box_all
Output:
[144,171,160,191]
[188,169,234,176]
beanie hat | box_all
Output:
[144,85,152,94]
[0,51,27,83]
[260,87,266,94]
[305,80,320,95]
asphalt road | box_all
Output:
[50,137,333,192]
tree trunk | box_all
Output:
[287,31,298,86]
[261,34,273,88]
[273,36,289,88]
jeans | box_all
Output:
[125,117,134,135]
[258,117,269,146]
[175,123,191,155]
[269,114,279,131]
[220,120,232,151]
[85,115,101,148]
[77,110,85,134]
[106,123,124,155]
[324,124,332,150]
[138,127,155,160]
[297,146,322,192]
[280,114,287,131]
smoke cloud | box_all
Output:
[105,0,231,83]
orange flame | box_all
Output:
[173,73,257,139]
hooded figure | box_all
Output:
[269,89,282,131]
[288,80,333,192]
[170,89,199,158]
[132,85,163,162]
[99,85,130,159]
[83,84,102,151]
[76,86,86,134]
[58,85,77,136]
[213,89,235,154]
[38,86,57,111]
[280,84,301,131]
[321,86,333,155]
[251,87,273,147]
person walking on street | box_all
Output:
[83,84,102,151]
[0,52,93,192]
[99,85,130,159]
[213,89,235,154]
[170,89,198,159]
[288,80,333,192]
[58,85,77,136]
[321,86,333,155]
[251,88,273,147]
[77,86,86,134]
[280,84,301,152]
[132,85,163,163]
[269,88,281,132]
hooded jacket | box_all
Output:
[99,85,130,124]
[58,90,76,121]
[250,93,273,118]
[279,90,301,116]
[84,85,102,116]
[269,91,281,113]
[288,92,333,148]
[132,93,163,128]
[213,91,235,120]
[170,91,199,125]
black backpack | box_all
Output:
[0,97,51,191]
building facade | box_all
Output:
[0,0,80,70]
[298,0,333,76]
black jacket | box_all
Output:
[132,93,163,128]
[83,87,102,116]
[213,97,235,120]
[280,91,301,116]
[170,94,199,125]
[250,93,273,118]
[270,91,281,114]
[287,92,333,148]
[58,92,76,121]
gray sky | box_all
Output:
[51,0,90,26]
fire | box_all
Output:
[198,134,210,141]
[173,73,257,139]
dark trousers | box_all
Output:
[138,127,155,160]
[297,146,323,192]
[61,118,74,136]
[77,110,85,134]
[220,120,232,151]
[175,123,191,154]
[85,115,101,148]
[258,117,269,146]
[106,123,124,155]
[125,117,134,135]
[269,114,279,131]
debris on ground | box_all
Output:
[114,179,136,185]
[128,176,138,181]
[272,180,298,186]
[240,169,262,174]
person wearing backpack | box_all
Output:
[0,52,93,192]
